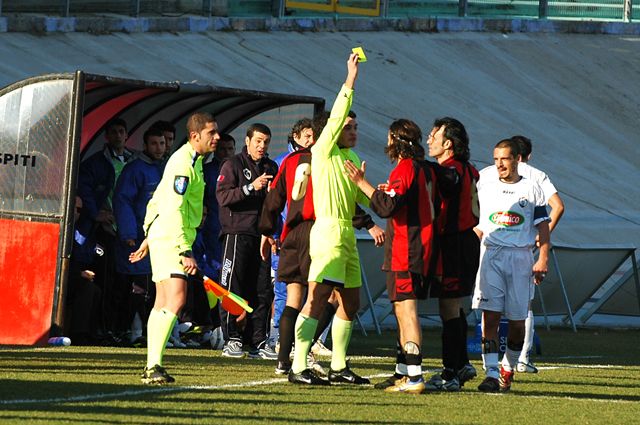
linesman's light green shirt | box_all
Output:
[144,142,204,253]
[311,85,369,221]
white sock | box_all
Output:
[518,310,534,364]
[483,353,500,379]
[407,364,422,378]
[395,363,408,376]
[502,347,520,372]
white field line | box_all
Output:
[0,366,635,406]
[550,355,604,359]
[538,364,622,370]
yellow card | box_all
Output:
[352,46,367,63]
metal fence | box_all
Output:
[0,0,635,21]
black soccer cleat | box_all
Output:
[328,366,370,385]
[141,364,175,385]
[275,360,292,375]
[288,368,330,386]
[374,374,405,390]
[477,376,500,393]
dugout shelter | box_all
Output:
[0,72,324,345]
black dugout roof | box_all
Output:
[79,72,325,157]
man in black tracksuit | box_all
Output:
[216,123,278,359]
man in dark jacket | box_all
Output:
[216,123,278,360]
[76,117,134,341]
[113,127,166,345]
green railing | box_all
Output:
[0,0,635,21]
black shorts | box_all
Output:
[277,221,313,284]
[429,228,480,299]
[387,271,427,302]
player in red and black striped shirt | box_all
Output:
[425,117,481,391]
[345,119,440,394]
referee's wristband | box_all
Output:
[179,250,193,258]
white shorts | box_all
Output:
[472,245,534,321]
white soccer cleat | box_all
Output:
[311,340,332,357]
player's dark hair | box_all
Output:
[105,117,127,133]
[187,112,215,135]
[495,138,519,158]
[246,123,271,139]
[385,119,422,161]
[413,143,426,160]
[149,120,176,136]
[289,118,313,149]
[347,110,357,119]
[511,135,532,160]
[143,127,164,145]
[312,110,329,139]
[291,118,313,139]
[433,117,470,162]
[219,133,235,144]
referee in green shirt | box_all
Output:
[131,112,220,385]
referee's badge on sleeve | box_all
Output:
[174,176,189,195]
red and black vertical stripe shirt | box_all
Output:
[259,149,315,242]
[437,157,480,235]
[369,158,439,276]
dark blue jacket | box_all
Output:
[194,156,224,280]
[76,145,134,236]
[113,153,164,274]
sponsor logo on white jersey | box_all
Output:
[489,211,524,227]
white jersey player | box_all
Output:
[479,135,564,373]
[473,138,550,393]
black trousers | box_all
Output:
[127,273,155,333]
[181,274,214,327]
[219,234,273,347]
[67,273,102,336]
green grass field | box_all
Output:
[1,328,639,424]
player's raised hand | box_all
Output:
[345,53,359,89]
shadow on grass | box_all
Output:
[0,380,405,424]
[512,388,640,402]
